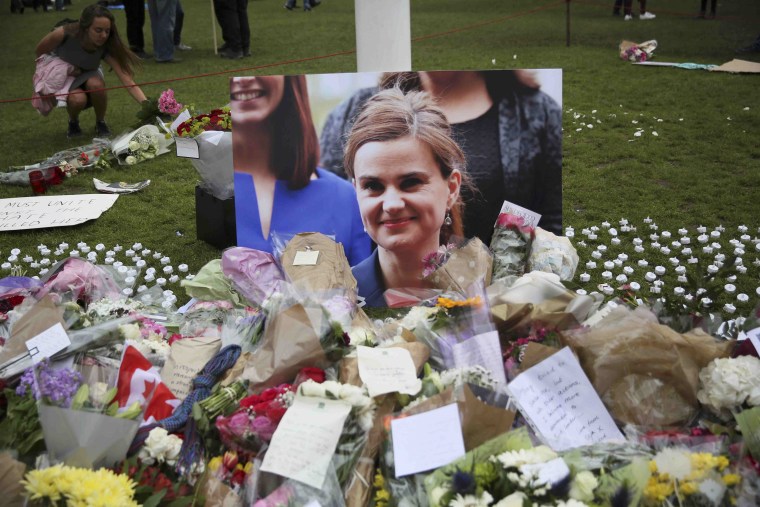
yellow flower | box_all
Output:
[376,489,390,501]
[648,460,658,473]
[436,296,483,309]
[644,477,674,502]
[208,456,223,473]
[716,456,730,472]
[373,470,385,489]
[722,473,741,486]
[680,481,698,495]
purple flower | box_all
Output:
[16,359,82,408]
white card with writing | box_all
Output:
[293,250,320,266]
[261,396,351,489]
[170,109,192,133]
[175,137,199,159]
[745,327,760,354]
[0,194,119,232]
[391,403,465,477]
[506,346,624,451]
[498,200,542,229]
[451,331,508,387]
[26,323,71,364]
[357,346,421,397]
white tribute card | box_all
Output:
[498,200,542,229]
[26,323,71,364]
[391,403,465,477]
[357,346,421,397]
[506,346,624,451]
[175,137,200,159]
[451,331,508,387]
[260,396,352,489]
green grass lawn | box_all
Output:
[1,0,759,308]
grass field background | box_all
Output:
[0,0,759,307]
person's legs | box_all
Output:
[639,0,646,14]
[214,0,241,55]
[148,0,178,62]
[86,76,107,122]
[66,88,87,137]
[613,0,623,15]
[174,1,184,46]
[623,0,632,16]
[123,0,146,53]
[238,0,250,56]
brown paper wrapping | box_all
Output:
[339,342,430,387]
[201,475,243,507]
[0,295,66,365]
[423,238,493,293]
[241,304,328,392]
[0,452,27,507]
[403,384,515,451]
[519,342,561,372]
[160,336,222,401]
[280,232,357,292]
[220,352,250,387]
[562,306,732,427]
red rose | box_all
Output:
[265,405,287,424]
[294,367,325,386]
[231,468,246,487]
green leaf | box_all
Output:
[141,489,167,507]
[102,386,118,406]
[70,384,89,411]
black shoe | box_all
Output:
[95,120,111,137]
[217,43,228,52]
[156,57,182,63]
[133,49,152,59]
[242,48,252,57]
[67,120,82,138]
[219,48,243,59]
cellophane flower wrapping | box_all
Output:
[190,131,234,200]
[110,124,173,166]
[528,227,579,281]
[490,212,535,282]
[1,140,109,185]
[697,356,760,420]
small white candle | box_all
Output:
[634,246,645,253]
[602,285,614,296]
[113,244,123,252]
[661,231,671,239]
[136,260,146,268]
[160,257,171,265]
[105,257,114,264]
[682,248,692,256]
[638,260,648,267]
[591,251,602,259]
[588,233,597,240]
[122,288,134,296]
[669,257,680,265]
[703,246,713,254]
[142,249,151,256]
[125,249,135,257]
[644,216,652,223]
[616,274,628,283]
[724,283,736,293]
[633,238,643,246]
[660,247,671,255]
[677,275,688,283]
[579,273,591,282]
[737,293,749,303]
[674,287,685,296]
[602,270,613,280]
[178,264,188,272]
[710,230,720,239]
[144,273,155,282]
[576,289,587,295]
[601,221,610,228]
[586,261,597,269]
[132,243,143,251]
[630,282,640,291]
[723,303,735,313]
[645,272,656,282]
[611,238,621,246]
[707,265,719,274]
[163,266,173,274]
[623,266,634,275]
[95,243,105,251]
[737,266,747,274]
[650,233,659,241]
[153,252,162,259]
[675,266,686,274]
[654,266,666,275]
[113,261,123,268]
[651,242,661,249]
[701,297,712,306]
[70,250,80,258]
[156,277,167,286]
[604,261,614,270]
[137,285,148,293]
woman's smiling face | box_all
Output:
[230,76,285,125]
[353,135,461,255]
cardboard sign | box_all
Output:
[507,347,624,451]
[0,194,118,231]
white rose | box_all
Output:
[569,471,598,502]
[89,381,110,406]
[429,486,447,507]
[119,323,142,341]
[299,380,325,398]
[493,491,527,507]
[348,326,375,346]
[125,155,137,165]
[143,151,155,159]
[128,140,140,151]
[320,380,342,399]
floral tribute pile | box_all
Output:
[0,216,759,507]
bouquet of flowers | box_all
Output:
[106,124,173,166]
[21,464,140,506]
[175,108,232,137]
[619,39,658,62]
[1,139,109,186]
[697,355,760,420]
[490,210,535,282]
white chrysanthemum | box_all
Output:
[569,471,598,502]
[697,356,760,417]
[400,306,441,330]
[495,446,557,469]
[653,448,692,480]
[449,491,493,507]
[492,491,526,507]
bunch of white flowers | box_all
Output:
[298,380,375,431]
[440,365,499,392]
[697,356,760,418]
[138,427,182,466]
[124,131,160,165]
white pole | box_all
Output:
[355,0,412,72]
[211,0,218,55]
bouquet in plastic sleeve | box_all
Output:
[697,355,760,421]
[221,247,286,307]
[28,352,145,468]
[421,237,493,297]
[528,227,579,281]
[562,305,733,428]
[619,39,658,62]
[1,139,109,186]
[489,201,538,282]
[172,107,234,199]
[108,124,173,166]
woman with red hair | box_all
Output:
[231,75,371,265]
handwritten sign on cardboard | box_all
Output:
[0,194,118,232]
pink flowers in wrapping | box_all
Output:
[158,89,183,115]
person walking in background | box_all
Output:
[174,1,192,51]
[284,0,320,12]
[213,0,250,59]
[123,0,149,59]
[148,0,180,63]
[696,0,717,19]
[618,0,655,20]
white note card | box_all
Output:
[391,403,465,477]
[261,396,351,489]
[26,323,71,364]
[357,346,422,398]
[451,331,507,387]
[175,137,199,159]
[293,250,320,266]
[170,109,192,133]
[746,327,760,354]
[498,200,542,229]
[506,346,624,451]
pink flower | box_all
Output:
[158,89,183,115]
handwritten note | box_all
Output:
[261,396,351,489]
[391,403,465,477]
[0,194,118,232]
[506,347,624,451]
[26,323,71,364]
[498,200,542,229]
[451,331,507,387]
[357,346,421,397]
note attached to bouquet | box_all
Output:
[498,200,542,229]
[261,396,351,489]
[357,345,421,397]
[506,346,624,451]
[391,403,465,477]
[26,323,71,364]
[451,330,508,387]
[175,137,199,159]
